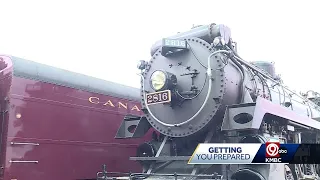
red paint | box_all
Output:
[0,55,152,180]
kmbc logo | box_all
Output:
[266,142,281,158]
[265,142,288,163]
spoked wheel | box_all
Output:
[230,168,266,180]
[316,164,320,176]
[285,165,297,180]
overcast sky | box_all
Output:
[0,0,319,93]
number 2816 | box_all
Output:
[146,91,171,105]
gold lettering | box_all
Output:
[88,96,141,112]
[131,105,141,111]
[103,100,115,107]
[89,97,99,104]
[118,102,128,109]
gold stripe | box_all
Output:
[188,143,201,164]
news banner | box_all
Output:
[188,143,320,164]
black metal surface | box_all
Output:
[141,21,320,138]
[115,116,151,139]
[136,142,156,158]
[141,37,241,137]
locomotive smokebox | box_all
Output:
[140,26,243,137]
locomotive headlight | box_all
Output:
[150,70,167,91]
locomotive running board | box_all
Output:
[221,96,320,131]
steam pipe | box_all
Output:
[231,50,318,107]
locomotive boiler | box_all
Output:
[98,23,320,180]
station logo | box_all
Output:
[265,142,287,163]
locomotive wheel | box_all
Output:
[230,168,266,180]
[136,142,156,169]
[316,164,320,177]
[285,165,297,180]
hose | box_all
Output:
[227,47,317,109]
[140,50,230,127]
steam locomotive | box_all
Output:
[97,23,320,180]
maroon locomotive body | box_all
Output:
[0,55,151,180]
